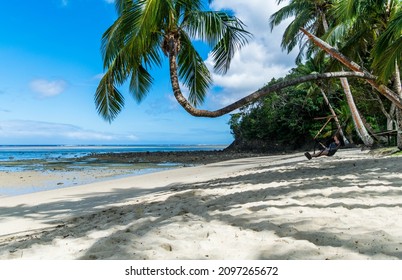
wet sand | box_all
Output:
[0,150,262,196]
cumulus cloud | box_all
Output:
[207,0,296,106]
[29,79,68,98]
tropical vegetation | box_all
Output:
[96,0,402,150]
[231,0,401,150]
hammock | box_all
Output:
[312,115,335,154]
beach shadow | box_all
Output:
[1,154,402,259]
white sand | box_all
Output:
[0,149,401,260]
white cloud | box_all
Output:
[93,73,105,80]
[207,0,296,106]
[29,79,68,98]
[0,120,138,144]
[61,0,113,8]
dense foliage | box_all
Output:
[228,66,392,151]
[229,78,323,150]
[228,0,401,151]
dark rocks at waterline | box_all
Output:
[79,150,266,165]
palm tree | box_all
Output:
[320,0,402,148]
[300,28,402,108]
[269,0,331,63]
[95,0,382,125]
[329,0,389,58]
[96,0,251,122]
[270,0,374,146]
[331,0,400,83]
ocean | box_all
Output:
[0,144,227,162]
[0,144,227,196]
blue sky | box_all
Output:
[0,0,295,145]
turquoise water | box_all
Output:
[0,144,227,162]
[0,145,227,196]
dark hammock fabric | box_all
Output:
[327,142,339,156]
[313,139,339,156]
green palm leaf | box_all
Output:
[178,33,212,106]
[95,72,125,123]
[372,8,402,82]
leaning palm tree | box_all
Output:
[270,0,374,146]
[96,0,381,123]
[330,0,401,148]
[95,0,251,122]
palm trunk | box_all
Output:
[321,13,329,32]
[169,50,375,117]
[374,92,396,144]
[319,19,373,146]
[339,77,374,146]
[387,104,396,130]
[300,28,402,109]
[394,61,402,149]
[397,110,402,149]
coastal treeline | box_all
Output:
[229,0,401,152]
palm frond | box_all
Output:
[101,1,145,69]
[372,8,402,81]
[114,0,134,16]
[176,0,203,16]
[323,23,349,48]
[184,11,251,47]
[178,33,212,106]
[128,64,154,103]
[333,0,359,22]
[184,10,251,75]
[95,72,125,123]
[269,2,299,31]
[373,37,402,82]
[281,9,313,53]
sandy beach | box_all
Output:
[0,148,401,260]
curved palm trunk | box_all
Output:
[339,77,374,146]
[300,28,402,109]
[300,28,402,147]
[168,51,376,118]
[319,18,373,146]
[394,61,402,149]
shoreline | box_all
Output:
[1,148,402,259]
[0,150,267,197]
